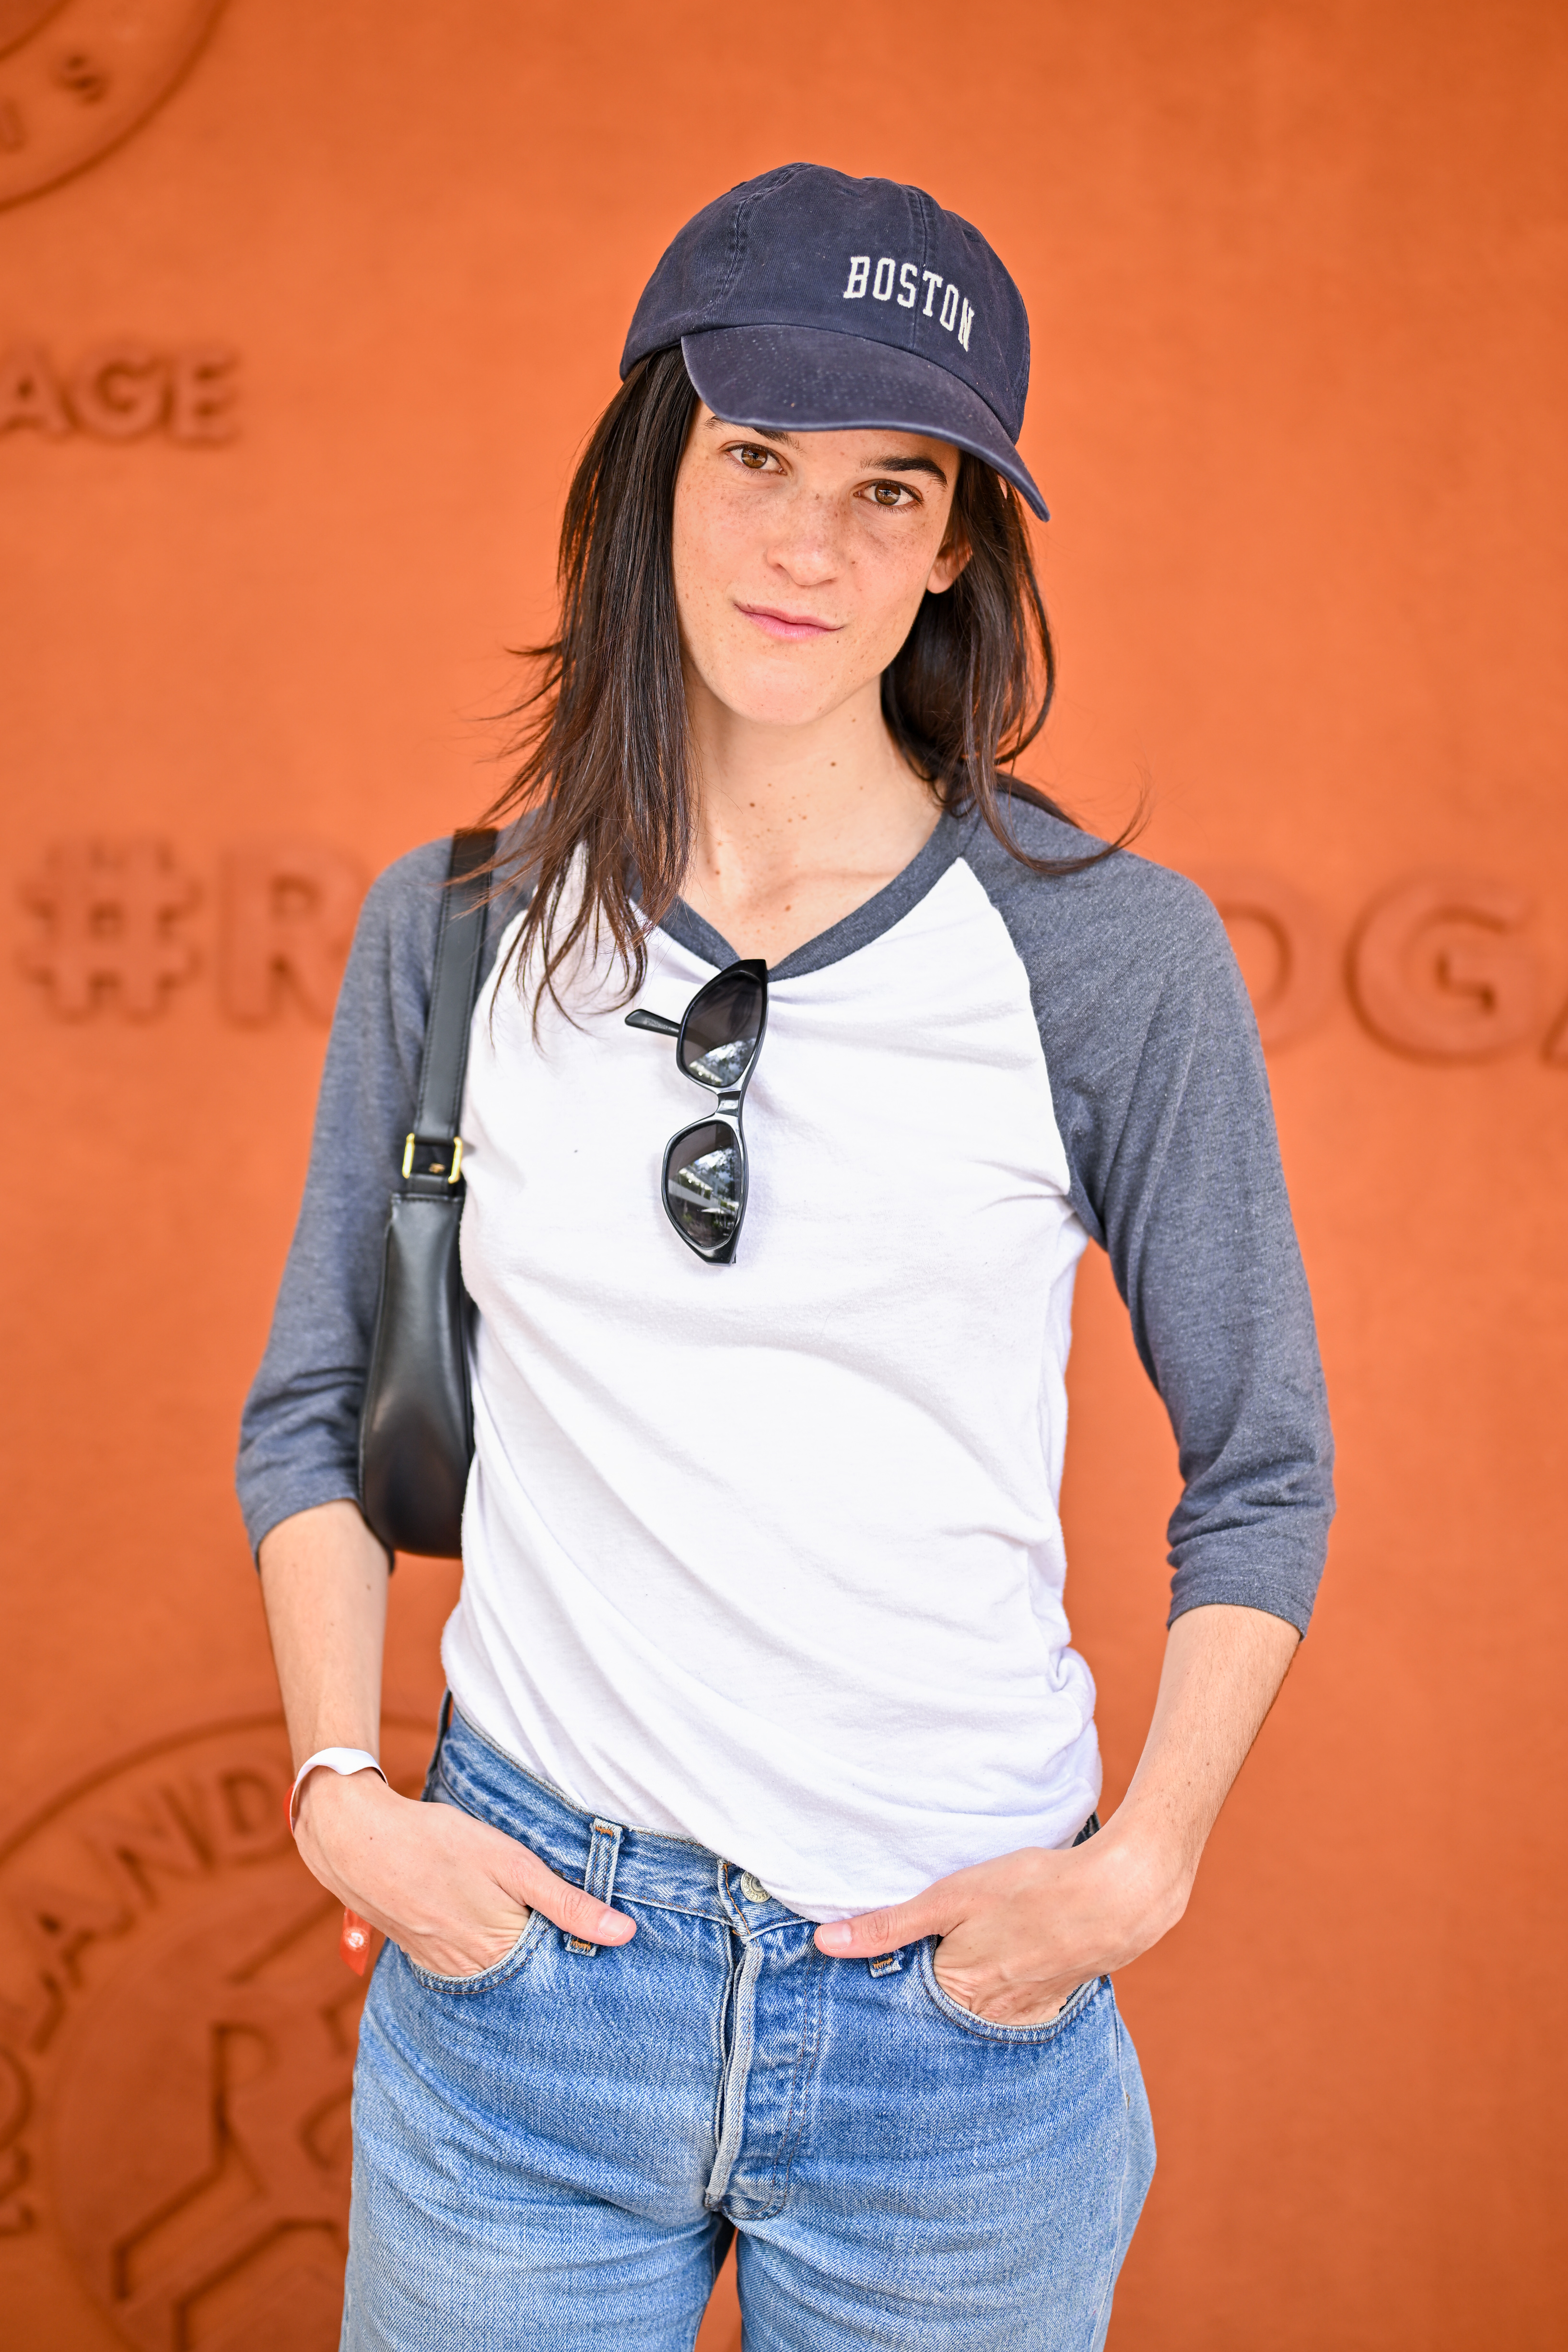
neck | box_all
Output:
[680,667,940,966]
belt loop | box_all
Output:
[565,1817,624,1955]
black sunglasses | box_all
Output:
[625,959,768,1264]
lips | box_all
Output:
[736,603,843,642]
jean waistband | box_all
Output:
[430,1698,794,1929]
[431,1697,1101,1931]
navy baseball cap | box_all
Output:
[622,163,1048,520]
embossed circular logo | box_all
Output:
[0,0,226,210]
[0,1715,432,2349]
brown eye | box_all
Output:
[870,482,908,507]
[737,446,772,470]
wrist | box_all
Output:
[291,1753,391,1856]
[1094,1813,1197,1939]
[294,1768,397,1889]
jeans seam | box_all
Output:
[705,1936,763,2210]
[917,1941,1104,2042]
[401,1909,543,1995]
[1088,2002,1135,2344]
[608,1890,732,1928]
[710,1929,735,2163]
[757,1941,822,2213]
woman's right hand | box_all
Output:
[293,1766,636,1979]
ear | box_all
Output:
[924,529,971,598]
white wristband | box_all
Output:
[289,1746,389,1832]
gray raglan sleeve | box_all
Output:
[973,818,1334,1632]
[234,839,453,1555]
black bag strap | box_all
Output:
[400,829,497,1192]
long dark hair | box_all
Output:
[483,346,1129,1012]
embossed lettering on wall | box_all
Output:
[221,841,369,1024]
[1348,873,1539,1060]
[13,844,1568,1062]
[1193,865,1562,1064]
[0,343,239,441]
[20,839,366,1023]
[0,0,228,211]
[0,1718,429,2351]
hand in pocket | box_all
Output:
[294,1769,636,1979]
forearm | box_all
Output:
[1103,1600,1300,1927]
[257,1499,391,1768]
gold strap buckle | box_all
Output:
[402,1133,464,1185]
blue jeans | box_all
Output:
[343,1703,1154,2350]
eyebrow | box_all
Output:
[867,454,950,482]
[707,418,950,486]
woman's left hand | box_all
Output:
[813,1828,1189,2026]
[814,1606,1302,2023]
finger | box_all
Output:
[815,1895,949,1960]
[500,1843,636,1946]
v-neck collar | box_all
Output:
[655,809,974,980]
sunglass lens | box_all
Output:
[664,1120,743,1252]
[679,965,765,1091]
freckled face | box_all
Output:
[671,404,968,730]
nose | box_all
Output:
[763,489,843,588]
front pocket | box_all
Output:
[402,1907,544,1995]
[916,1940,1105,2044]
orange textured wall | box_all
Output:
[1,5,1564,2347]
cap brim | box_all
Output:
[680,325,1048,520]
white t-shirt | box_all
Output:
[446,855,1099,1919]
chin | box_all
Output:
[724,687,847,730]
[708,651,852,731]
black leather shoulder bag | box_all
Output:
[358,828,497,1558]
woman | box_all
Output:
[240,163,1333,2351]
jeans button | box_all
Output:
[740,1871,770,1903]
